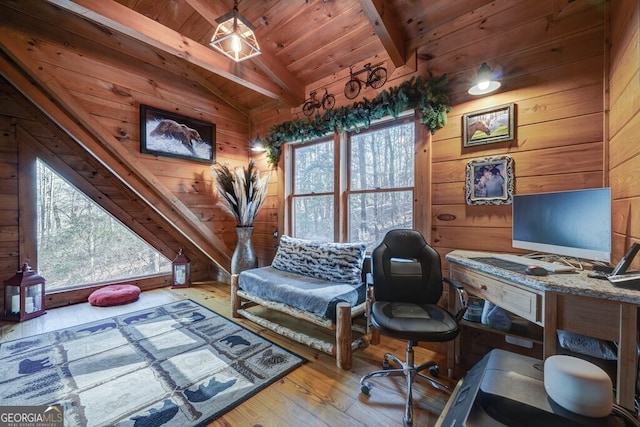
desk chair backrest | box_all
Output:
[371,229,443,304]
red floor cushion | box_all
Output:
[88,284,141,306]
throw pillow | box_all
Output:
[271,235,366,285]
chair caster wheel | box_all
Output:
[429,365,439,377]
[360,381,373,396]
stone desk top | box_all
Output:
[446,250,640,305]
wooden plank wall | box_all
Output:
[252,0,609,267]
[428,1,606,265]
[0,84,19,311]
[609,1,640,270]
[1,0,631,297]
[0,76,223,308]
[0,2,283,286]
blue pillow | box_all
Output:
[271,235,366,285]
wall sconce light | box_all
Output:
[209,0,261,62]
[468,62,501,95]
[250,136,266,153]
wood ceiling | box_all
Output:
[42,0,493,117]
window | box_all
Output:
[348,121,415,248]
[36,159,171,292]
[290,138,335,241]
[288,116,415,249]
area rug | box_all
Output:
[0,299,305,426]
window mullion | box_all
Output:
[337,131,347,242]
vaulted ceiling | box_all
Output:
[42,0,493,116]
[0,0,607,284]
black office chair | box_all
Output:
[360,229,468,427]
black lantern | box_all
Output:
[172,249,191,288]
[3,261,46,322]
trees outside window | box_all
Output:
[288,117,415,250]
[290,139,335,241]
[36,159,171,291]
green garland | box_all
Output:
[262,74,451,166]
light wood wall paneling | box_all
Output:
[249,2,606,269]
[427,3,605,261]
[0,1,264,114]
[434,113,603,164]
[609,1,640,270]
[0,73,218,282]
[0,38,235,272]
[405,0,509,51]
[0,116,17,309]
[434,225,513,253]
[0,1,621,294]
[609,107,640,170]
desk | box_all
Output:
[446,250,640,410]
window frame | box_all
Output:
[286,135,340,240]
[285,112,421,245]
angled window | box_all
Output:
[36,159,171,292]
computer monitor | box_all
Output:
[512,188,611,262]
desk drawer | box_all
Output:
[450,264,543,324]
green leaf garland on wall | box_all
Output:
[262,74,451,166]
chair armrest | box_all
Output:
[444,277,468,321]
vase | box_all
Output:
[231,226,258,275]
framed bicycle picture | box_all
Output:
[140,105,215,163]
[465,155,514,205]
[462,103,515,148]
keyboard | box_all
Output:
[491,253,576,273]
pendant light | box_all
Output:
[209,0,261,62]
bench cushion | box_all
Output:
[271,236,366,285]
[238,266,366,320]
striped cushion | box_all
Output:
[271,235,366,285]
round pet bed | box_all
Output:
[88,284,141,307]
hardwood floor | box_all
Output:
[0,282,454,427]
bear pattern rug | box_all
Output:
[0,299,304,426]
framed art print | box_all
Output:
[140,105,215,163]
[465,155,514,205]
[462,103,515,148]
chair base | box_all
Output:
[360,341,452,427]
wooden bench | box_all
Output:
[230,236,374,369]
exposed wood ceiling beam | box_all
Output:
[45,0,302,105]
[1,0,250,118]
[184,0,305,105]
[359,0,407,67]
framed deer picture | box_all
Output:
[462,103,515,148]
[140,105,215,163]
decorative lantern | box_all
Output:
[171,249,191,288]
[3,261,46,322]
